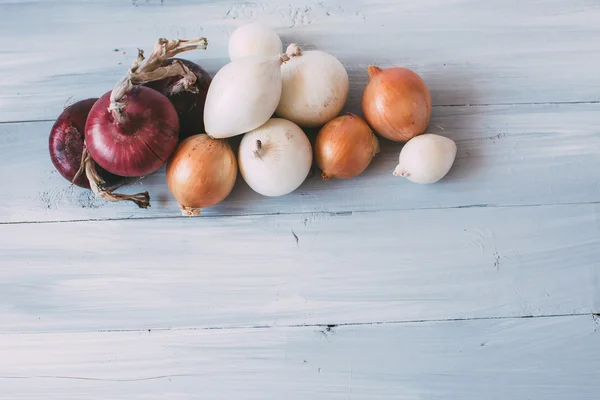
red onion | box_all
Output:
[84,85,179,177]
[49,98,121,188]
[144,58,211,140]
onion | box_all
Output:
[143,57,212,141]
[85,85,179,177]
[166,134,238,216]
[238,118,312,197]
[228,23,283,61]
[276,44,349,128]
[362,65,432,142]
[204,53,289,139]
[314,113,380,180]
[49,98,120,189]
[393,133,457,184]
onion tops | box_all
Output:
[238,118,312,197]
[315,114,379,180]
[228,23,283,61]
[166,134,238,216]
[203,53,289,139]
[393,133,457,184]
[362,65,432,142]
[276,44,349,128]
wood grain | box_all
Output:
[1,1,599,397]
[1,315,598,399]
[1,204,598,333]
[2,103,600,223]
[1,0,600,123]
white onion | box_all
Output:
[275,44,349,128]
[203,54,288,139]
[228,23,283,61]
[393,134,457,184]
[238,118,313,197]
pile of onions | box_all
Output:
[48,25,461,218]
[203,53,289,139]
[49,98,120,189]
[393,134,457,184]
[166,134,237,216]
[228,23,283,61]
[275,44,349,128]
[314,114,380,180]
[238,118,312,197]
[362,65,432,142]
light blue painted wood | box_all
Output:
[1,0,600,123]
[0,0,599,398]
[1,315,598,399]
[1,204,598,333]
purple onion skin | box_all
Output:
[144,58,212,141]
[49,98,120,189]
[84,86,180,178]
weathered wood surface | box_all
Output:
[1,0,600,123]
[1,316,599,399]
[1,0,599,398]
[2,103,600,223]
[1,204,598,333]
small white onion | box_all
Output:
[275,44,349,128]
[393,133,457,184]
[228,23,283,61]
[238,118,313,197]
[204,54,288,139]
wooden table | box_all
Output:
[1,1,599,398]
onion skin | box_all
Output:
[276,44,349,128]
[203,54,288,139]
[228,23,283,61]
[393,133,457,184]
[48,98,120,188]
[166,134,237,216]
[238,118,312,197]
[361,65,432,142]
[315,114,380,180]
[143,58,211,141]
[85,86,180,177]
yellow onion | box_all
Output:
[361,65,432,142]
[314,113,380,180]
[166,134,237,216]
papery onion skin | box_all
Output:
[49,98,121,188]
[393,133,457,184]
[166,134,237,216]
[203,55,287,139]
[362,65,432,142]
[276,44,349,128]
[238,118,312,197]
[228,23,283,61]
[315,113,380,180]
[85,86,180,177]
[143,58,212,141]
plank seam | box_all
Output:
[1,100,600,126]
[2,200,599,226]
[2,312,595,336]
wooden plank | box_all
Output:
[1,204,598,333]
[1,0,600,122]
[1,103,599,223]
[0,315,598,399]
